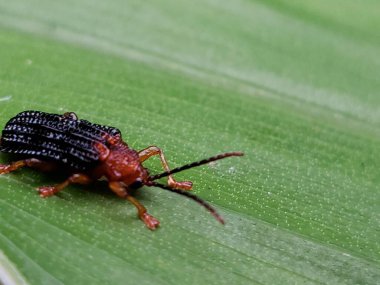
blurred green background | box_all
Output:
[0,1,379,284]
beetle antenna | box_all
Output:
[146,181,225,224]
[148,151,244,181]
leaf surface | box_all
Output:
[0,1,379,284]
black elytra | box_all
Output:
[0,111,121,171]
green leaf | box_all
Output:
[0,1,379,284]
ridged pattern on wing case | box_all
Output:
[0,111,122,171]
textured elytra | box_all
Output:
[0,111,122,170]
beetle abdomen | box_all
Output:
[0,111,121,170]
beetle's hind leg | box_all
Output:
[109,181,160,230]
[138,146,193,191]
[38,173,92,197]
[0,158,57,174]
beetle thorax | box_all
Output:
[95,142,148,186]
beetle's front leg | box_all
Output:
[38,173,92,197]
[138,146,193,191]
[108,181,160,230]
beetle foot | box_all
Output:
[37,186,57,197]
[141,213,160,230]
[169,180,193,191]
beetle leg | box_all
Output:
[138,146,193,191]
[108,181,160,230]
[0,158,57,174]
[38,173,92,197]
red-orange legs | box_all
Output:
[138,146,193,191]
[38,173,92,197]
[109,181,160,230]
[0,158,57,174]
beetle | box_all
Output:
[0,111,243,230]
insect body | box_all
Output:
[0,111,243,230]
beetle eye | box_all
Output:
[129,179,143,189]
